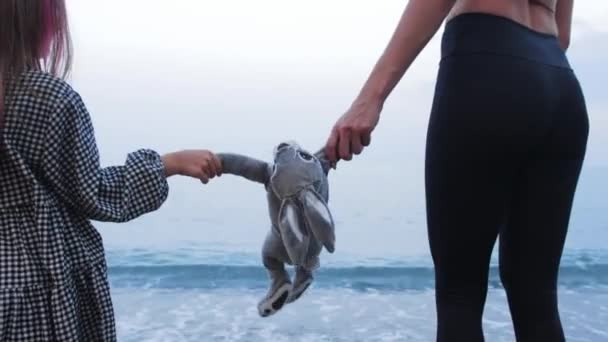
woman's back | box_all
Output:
[449,0,561,35]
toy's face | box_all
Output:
[271,141,325,198]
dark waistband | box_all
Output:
[441,13,571,69]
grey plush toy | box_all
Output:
[218,141,336,317]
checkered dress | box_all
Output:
[0,70,169,341]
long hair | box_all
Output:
[0,0,73,126]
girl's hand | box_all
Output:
[325,98,383,165]
[162,150,223,184]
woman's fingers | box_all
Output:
[338,128,353,161]
[351,133,364,156]
[326,103,380,164]
[326,126,366,163]
[361,131,372,147]
[325,127,340,163]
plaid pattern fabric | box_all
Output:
[0,70,169,341]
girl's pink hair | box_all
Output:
[41,0,55,55]
[0,0,72,122]
[0,0,73,79]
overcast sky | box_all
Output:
[64,1,607,167]
[62,1,607,252]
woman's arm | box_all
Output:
[357,0,456,105]
[555,0,574,51]
[325,0,457,162]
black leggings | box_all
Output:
[426,13,589,342]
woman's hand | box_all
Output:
[162,150,223,183]
[325,98,383,164]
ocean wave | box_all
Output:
[106,247,608,267]
[108,263,608,291]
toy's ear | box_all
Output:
[278,199,310,265]
[299,189,335,253]
[314,149,331,175]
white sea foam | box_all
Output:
[112,288,608,342]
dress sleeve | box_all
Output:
[41,89,169,222]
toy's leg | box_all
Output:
[287,265,314,304]
[258,232,292,317]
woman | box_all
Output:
[325,0,587,341]
[0,1,222,340]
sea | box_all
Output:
[96,159,608,341]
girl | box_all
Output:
[0,1,221,340]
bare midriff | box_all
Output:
[447,0,559,36]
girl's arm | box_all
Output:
[42,90,221,223]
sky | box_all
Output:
[62,1,607,253]
[65,0,607,163]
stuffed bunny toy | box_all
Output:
[218,141,336,317]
